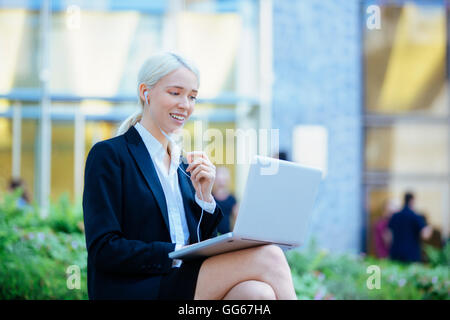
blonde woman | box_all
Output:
[82,52,296,300]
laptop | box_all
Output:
[169,155,322,260]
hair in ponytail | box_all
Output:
[116,51,200,136]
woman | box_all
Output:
[82,52,297,300]
[373,199,397,259]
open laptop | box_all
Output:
[169,155,322,260]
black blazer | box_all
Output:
[82,125,223,300]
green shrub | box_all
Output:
[46,193,84,234]
[286,239,450,300]
[0,190,88,300]
[424,242,450,268]
[1,189,448,300]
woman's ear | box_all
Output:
[139,83,149,105]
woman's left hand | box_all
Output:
[186,151,216,203]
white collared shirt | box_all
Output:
[134,122,216,267]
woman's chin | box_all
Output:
[162,123,184,135]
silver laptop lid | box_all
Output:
[233,155,322,246]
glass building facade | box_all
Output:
[0,0,448,254]
[0,0,263,209]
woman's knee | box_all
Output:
[260,244,286,262]
[255,245,290,271]
[253,281,276,300]
[225,280,276,300]
[194,245,291,299]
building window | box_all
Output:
[363,0,449,256]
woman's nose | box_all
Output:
[178,96,190,108]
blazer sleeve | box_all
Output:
[83,141,176,275]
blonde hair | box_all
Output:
[116,51,200,136]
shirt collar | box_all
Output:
[134,122,181,171]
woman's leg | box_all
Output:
[222,280,276,300]
[194,244,296,300]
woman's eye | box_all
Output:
[169,92,179,95]
[190,96,197,101]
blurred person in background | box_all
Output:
[212,166,238,233]
[373,199,398,259]
[387,192,433,263]
[8,177,31,209]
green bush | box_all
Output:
[1,189,448,300]
[0,190,87,299]
[424,243,450,268]
[286,239,450,300]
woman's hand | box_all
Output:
[186,151,216,203]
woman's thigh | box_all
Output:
[194,244,288,300]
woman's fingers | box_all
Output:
[186,157,214,173]
[189,156,212,168]
[190,164,213,182]
[185,152,216,202]
[194,171,213,185]
[187,152,213,168]
[187,151,208,163]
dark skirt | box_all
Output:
[157,258,206,300]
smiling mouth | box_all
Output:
[170,113,186,121]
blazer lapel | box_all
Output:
[125,126,170,233]
[177,164,201,244]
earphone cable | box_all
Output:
[157,124,204,243]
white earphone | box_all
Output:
[144,91,149,104]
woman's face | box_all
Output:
[145,66,198,134]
